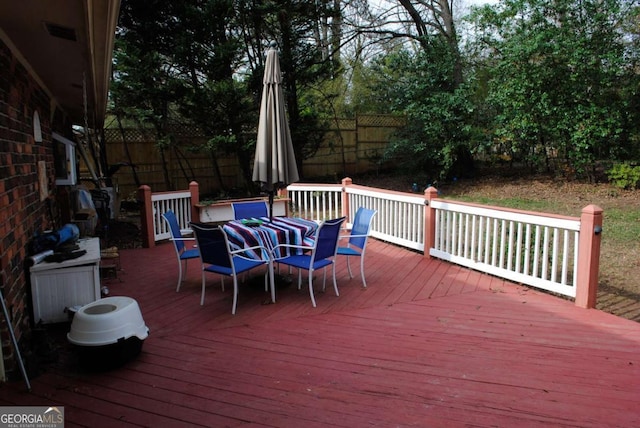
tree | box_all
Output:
[171,0,256,192]
[112,0,340,191]
[112,0,198,190]
[237,0,339,173]
[468,0,640,177]
[367,42,476,180]
[334,0,476,179]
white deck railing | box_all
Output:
[287,183,343,221]
[429,200,580,297]
[288,181,589,300]
[287,183,426,251]
[344,185,425,251]
[141,179,601,306]
[151,190,193,241]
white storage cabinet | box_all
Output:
[29,237,101,324]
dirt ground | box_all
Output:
[354,172,640,322]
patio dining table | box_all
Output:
[222,216,318,261]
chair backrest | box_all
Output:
[191,223,233,269]
[313,217,345,262]
[232,201,268,220]
[349,208,377,250]
[162,210,186,252]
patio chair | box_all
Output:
[273,217,345,307]
[232,201,268,220]
[162,210,199,292]
[336,207,377,288]
[191,223,274,315]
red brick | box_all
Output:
[0,37,70,377]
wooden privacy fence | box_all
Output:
[139,178,602,309]
[103,114,406,198]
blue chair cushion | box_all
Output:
[336,247,361,257]
[204,256,264,276]
[180,248,200,260]
[278,254,333,271]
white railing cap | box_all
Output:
[347,185,425,205]
[431,200,581,231]
[152,190,191,202]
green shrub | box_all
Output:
[607,163,640,190]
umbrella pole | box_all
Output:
[269,191,274,222]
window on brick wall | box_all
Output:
[52,132,77,186]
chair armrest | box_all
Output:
[271,243,312,260]
[338,233,369,240]
[230,244,273,262]
[272,243,309,252]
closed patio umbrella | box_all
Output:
[252,44,299,221]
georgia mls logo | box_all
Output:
[44,407,63,420]
[0,406,64,427]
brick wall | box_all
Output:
[0,38,68,379]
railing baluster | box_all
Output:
[403,201,408,240]
[499,219,506,269]
[523,224,531,276]
[455,213,462,256]
[507,221,514,272]
[469,214,476,261]
[572,231,579,289]
[533,225,541,278]
[542,227,550,281]
[551,228,559,283]
[483,217,490,264]
[515,222,522,274]
[561,229,569,286]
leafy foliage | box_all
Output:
[467,0,640,178]
[366,40,476,180]
[107,0,640,190]
[111,0,343,191]
[607,163,640,189]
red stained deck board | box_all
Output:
[412,259,451,301]
[150,310,637,426]
[2,239,639,427]
[67,367,331,428]
[211,314,631,396]
[381,256,440,305]
[7,373,201,427]
[142,338,548,427]
[115,355,413,427]
[357,259,427,308]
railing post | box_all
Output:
[189,181,199,223]
[424,187,438,258]
[575,204,603,308]
[138,185,155,248]
[341,177,352,220]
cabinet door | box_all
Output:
[31,265,100,324]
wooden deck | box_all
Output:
[2,239,639,427]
